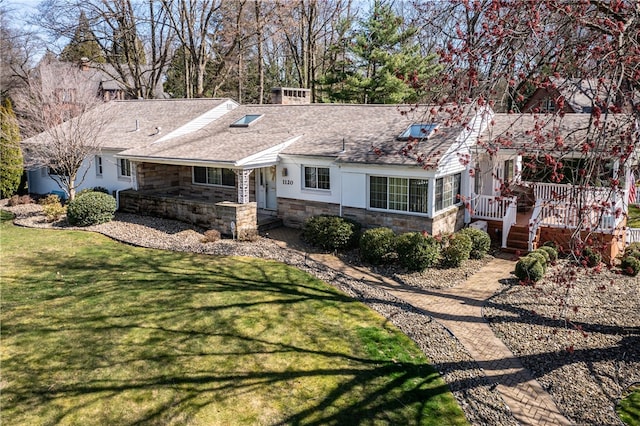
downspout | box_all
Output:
[115,187,132,211]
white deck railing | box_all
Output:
[470,195,517,248]
[628,228,640,245]
[470,195,516,220]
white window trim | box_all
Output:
[434,173,462,213]
[192,166,235,188]
[367,175,430,216]
[302,165,331,191]
[95,155,103,177]
[118,158,132,179]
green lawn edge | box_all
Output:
[1,219,468,425]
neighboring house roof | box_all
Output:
[36,58,166,99]
[120,103,489,170]
[483,113,636,155]
[22,98,236,151]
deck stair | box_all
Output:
[504,224,539,254]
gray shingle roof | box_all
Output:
[121,103,477,167]
[484,113,635,154]
[23,98,230,151]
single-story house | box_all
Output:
[25,88,638,258]
[25,98,239,198]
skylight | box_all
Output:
[399,123,437,140]
[231,114,263,127]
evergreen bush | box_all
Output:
[359,227,396,264]
[440,232,472,268]
[395,232,441,272]
[527,251,548,271]
[514,256,545,282]
[538,245,558,262]
[459,227,491,259]
[581,246,602,267]
[67,191,116,226]
[620,256,640,276]
[301,215,360,251]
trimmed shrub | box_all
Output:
[538,245,558,262]
[514,256,545,282]
[395,232,441,272]
[620,256,640,276]
[625,242,640,254]
[301,215,360,251]
[67,192,116,226]
[459,227,491,259]
[39,194,61,206]
[532,248,551,263]
[440,232,472,268]
[542,240,558,250]
[624,249,640,261]
[8,194,33,206]
[527,251,548,271]
[92,186,110,194]
[581,246,602,267]
[359,227,396,265]
[202,229,221,243]
[42,202,66,222]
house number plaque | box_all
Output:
[282,179,294,185]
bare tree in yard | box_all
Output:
[16,61,112,201]
[410,0,639,331]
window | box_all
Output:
[398,123,437,140]
[230,114,262,127]
[118,158,132,177]
[435,173,461,211]
[473,163,482,195]
[503,159,514,184]
[193,166,235,187]
[369,176,429,214]
[95,156,103,176]
[303,166,330,190]
[543,98,556,112]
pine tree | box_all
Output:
[60,12,105,63]
[320,1,440,104]
[0,98,24,198]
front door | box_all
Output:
[258,166,277,211]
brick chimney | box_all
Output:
[271,87,311,105]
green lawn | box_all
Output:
[628,204,640,228]
[0,216,467,425]
[618,385,640,426]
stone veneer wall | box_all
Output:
[137,163,256,203]
[278,197,464,235]
[119,190,257,239]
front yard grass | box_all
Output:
[0,219,467,425]
[628,204,640,228]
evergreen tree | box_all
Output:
[320,1,440,104]
[0,98,24,198]
[60,12,105,63]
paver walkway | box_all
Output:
[266,227,572,426]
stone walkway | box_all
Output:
[267,227,572,426]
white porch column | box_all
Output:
[235,169,253,204]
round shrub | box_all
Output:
[527,251,548,271]
[459,227,491,259]
[624,249,640,261]
[538,245,558,262]
[581,246,602,267]
[360,227,396,265]
[532,248,551,263]
[301,215,359,251]
[625,242,640,254]
[440,232,472,268]
[67,191,116,226]
[394,232,441,272]
[620,256,640,276]
[514,256,545,282]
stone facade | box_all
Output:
[278,197,465,235]
[135,162,256,203]
[119,190,257,239]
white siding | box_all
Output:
[27,150,134,197]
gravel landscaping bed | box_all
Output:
[5,201,638,425]
[484,262,639,426]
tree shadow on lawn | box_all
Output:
[2,250,463,425]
